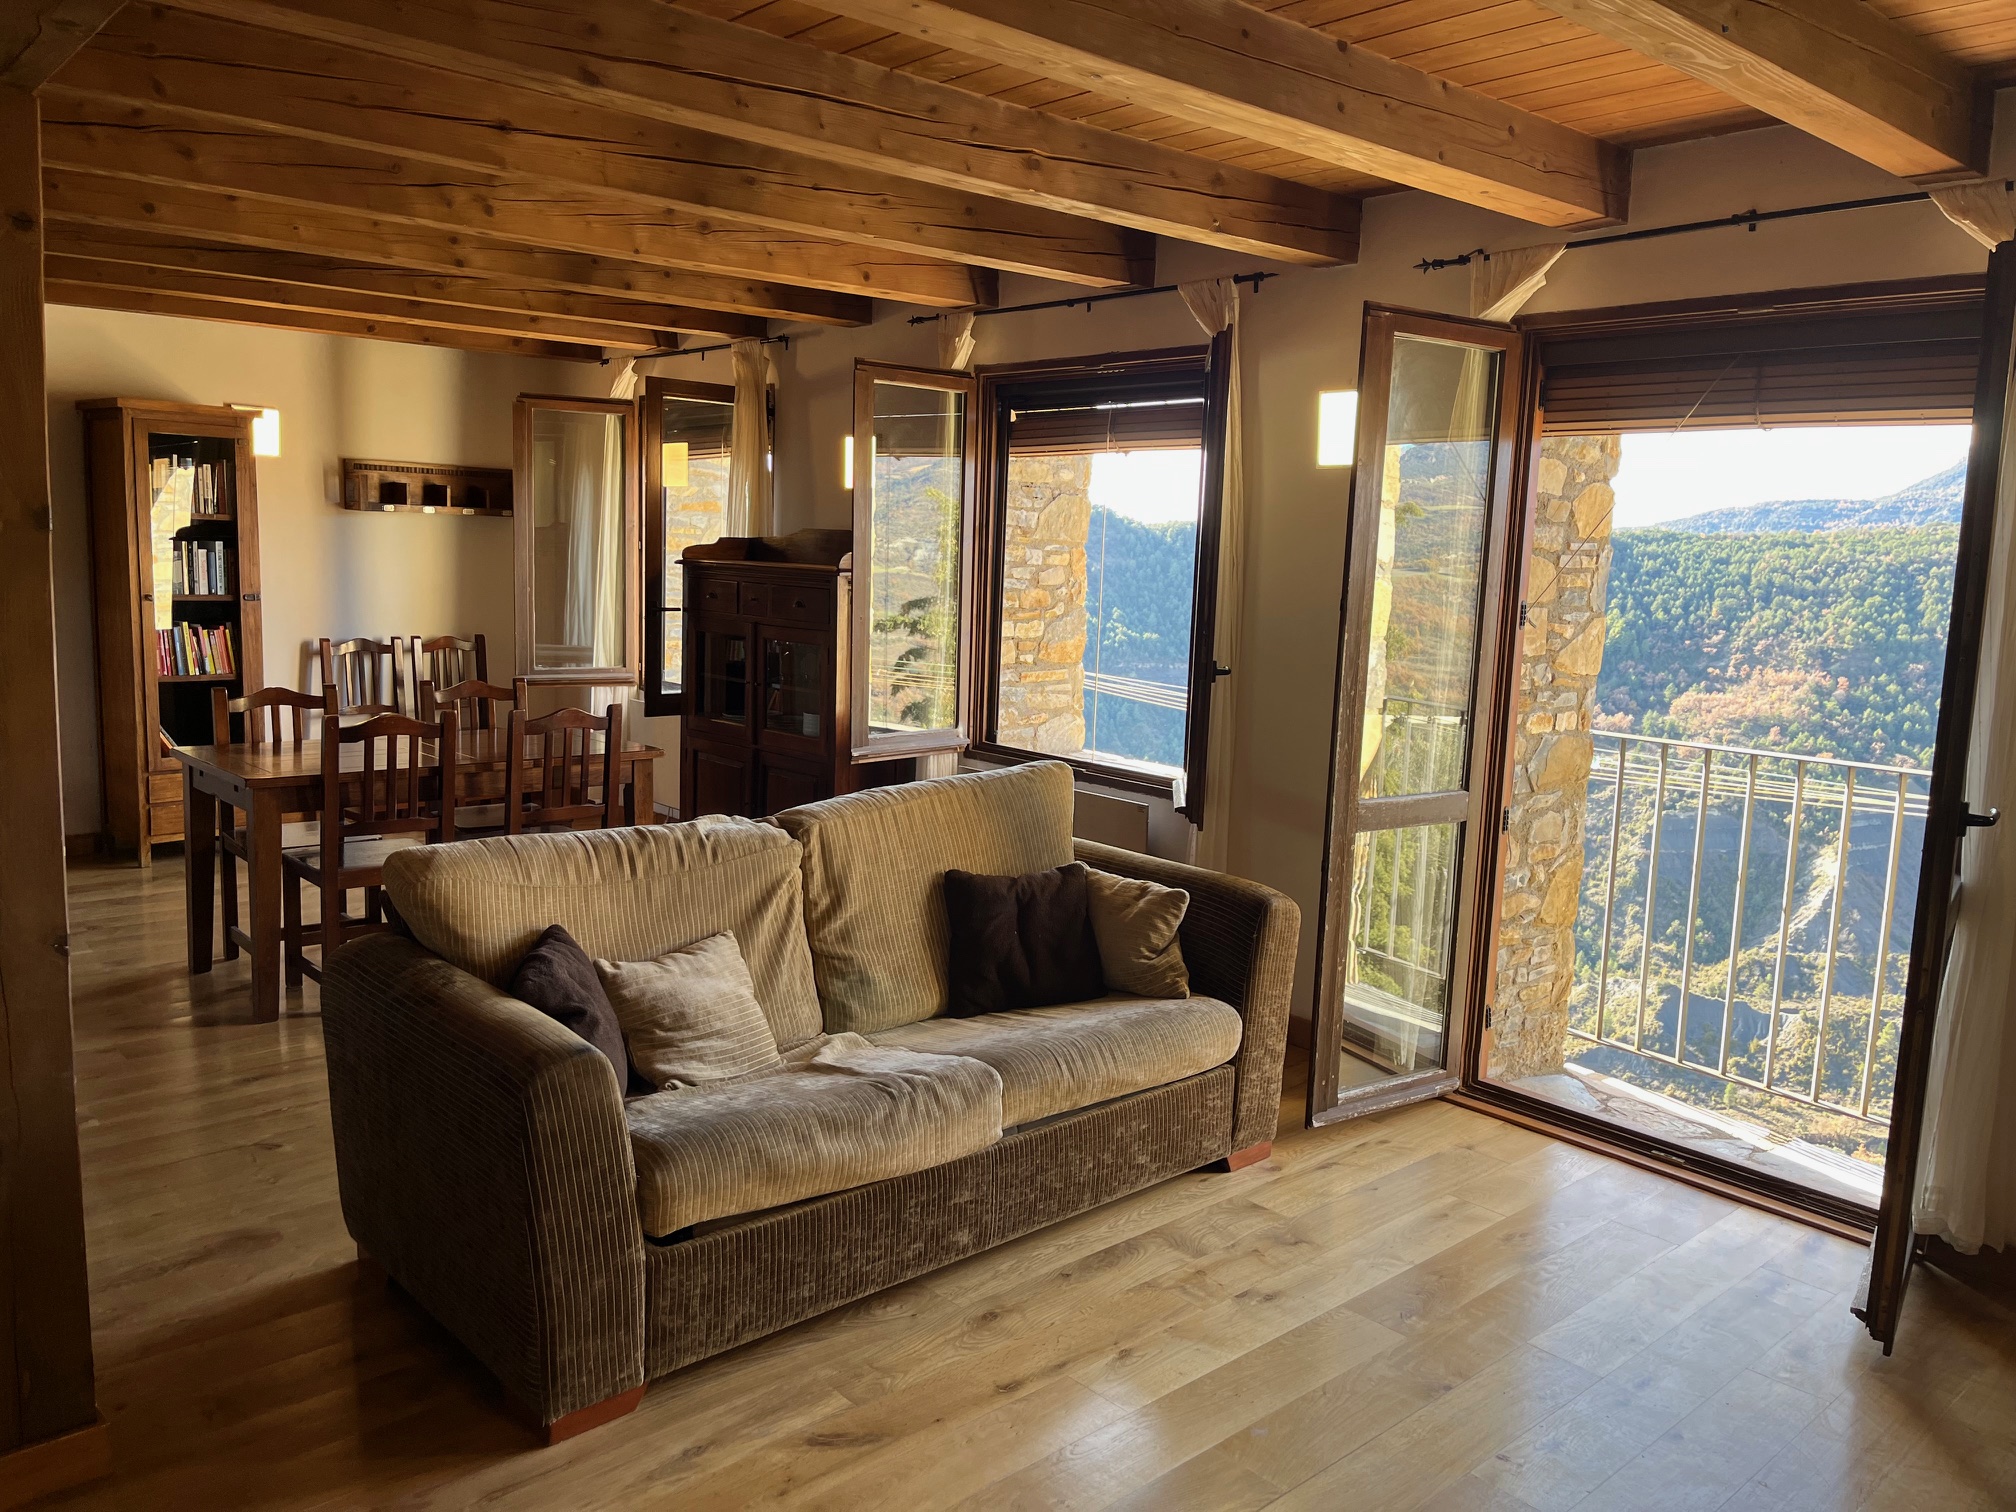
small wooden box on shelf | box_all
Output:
[80,399,264,863]
[679,530,913,817]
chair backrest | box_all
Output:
[507,703,622,833]
[212,684,325,746]
[421,677,519,732]
[320,690,458,875]
[417,634,487,693]
[320,635,407,716]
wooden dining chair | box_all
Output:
[416,633,488,695]
[209,685,325,963]
[421,678,522,831]
[320,635,409,717]
[506,703,624,833]
[283,693,458,985]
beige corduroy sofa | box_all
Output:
[322,762,1298,1439]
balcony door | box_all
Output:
[1308,309,1527,1124]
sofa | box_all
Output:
[321,761,1299,1439]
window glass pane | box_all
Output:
[1358,335,1500,799]
[656,394,734,695]
[865,381,965,735]
[529,407,627,671]
[1339,821,1459,1079]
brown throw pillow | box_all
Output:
[944,862,1106,1018]
[509,925,631,1090]
[1086,870,1191,998]
[596,932,782,1090]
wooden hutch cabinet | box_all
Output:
[80,399,264,862]
[680,531,910,817]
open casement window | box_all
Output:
[642,376,737,716]
[850,361,977,759]
[514,394,639,687]
[1308,309,1527,1126]
[972,347,1224,807]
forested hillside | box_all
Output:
[1081,504,1197,765]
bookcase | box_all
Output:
[80,399,264,863]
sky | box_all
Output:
[1089,448,1205,525]
[1610,424,1973,528]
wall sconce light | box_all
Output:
[1316,389,1358,468]
[232,403,282,458]
[842,434,855,491]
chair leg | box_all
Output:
[219,836,240,962]
[283,871,304,988]
[321,871,346,979]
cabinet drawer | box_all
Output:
[766,583,830,628]
[736,580,772,618]
[149,800,184,845]
[150,772,184,804]
[690,578,737,615]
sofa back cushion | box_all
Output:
[774,762,1076,1033]
[382,817,823,1049]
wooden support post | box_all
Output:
[0,81,105,1497]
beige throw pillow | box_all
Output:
[1085,870,1190,999]
[596,932,782,1089]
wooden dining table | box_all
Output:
[173,731,662,1022]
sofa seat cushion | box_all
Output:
[623,1035,1003,1237]
[774,762,1076,1035]
[865,995,1243,1128]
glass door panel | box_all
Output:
[515,397,637,683]
[763,636,825,742]
[643,379,735,713]
[1311,311,1523,1124]
[694,628,748,726]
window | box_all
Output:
[642,377,737,715]
[976,349,1226,803]
[514,395,637,684]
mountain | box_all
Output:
[1660,460,1966,534]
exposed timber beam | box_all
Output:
[1531,0,1980,181]
[809,0,1628,227]
[45,278,608,359]
[41,169,872,326]
[44,225,767,338]
[0,0,122,89]
[55,7,1152,288]
[160,0,1362,266]
[46,253,683,349]
[37,100,992,308]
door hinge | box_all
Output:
[1485,1006,1494,1029]
[1518,601,1530,628]
[1501,809,1510,835]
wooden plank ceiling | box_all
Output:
[28,0,2016,361]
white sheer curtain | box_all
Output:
[1931,181,2016,249]
[1914,257,2016,1254]
[1179,277,1244,871]
[937,308,977,372]
[727,338,774,537]
[1471,244,1566,321]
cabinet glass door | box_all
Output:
[763,636,825,743]
[693,627,749,726]
[1309,309,1524,1125]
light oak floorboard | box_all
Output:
[28,857,2016,1511]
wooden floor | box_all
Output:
[33,856,2016,1511]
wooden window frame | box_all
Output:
[969,345,1225,807]
[850,359,979,760]
[641,374,737,718]
[513,393,640,689]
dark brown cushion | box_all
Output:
[944,862,1105,1018]
[509,924,632,1090]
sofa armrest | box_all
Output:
[1075,840,1301,1152]
[321,933,646,1425]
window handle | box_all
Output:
[1961,805,2000,832]
[1211,662,1233,680]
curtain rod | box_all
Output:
[603,331,792,366]
[1413,190,1964,273]
[905,269,1278,326]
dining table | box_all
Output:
[174,730,663,1022]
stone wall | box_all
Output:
[1491,434,1622,1080]
[995,453,1091,753]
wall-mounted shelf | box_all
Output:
[340,457,513,516]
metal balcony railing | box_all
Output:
[1572,732,1930,1126]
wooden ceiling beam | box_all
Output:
[40,169,869,325]
[807,0,1628,226]
[55,6,1151,288]
[44,225,767,338]
[1531,0,1981,180]
[159,0,1362,266]
[37,100,993,308]
[0,0,122,89]
[46,253,682,350]
[44,279,608,359]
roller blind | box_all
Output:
[1006,395,1206,454]
[1536,297,1984,434]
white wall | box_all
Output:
[45,306,604,834]
[638,117,2005,1024]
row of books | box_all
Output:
[171,540,231,596]
[151,455,231,516]
[156,623,236,679]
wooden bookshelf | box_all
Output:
[80,398,264,864]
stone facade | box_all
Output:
[995,453,1091,754]
[1491,434,1622,1080]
